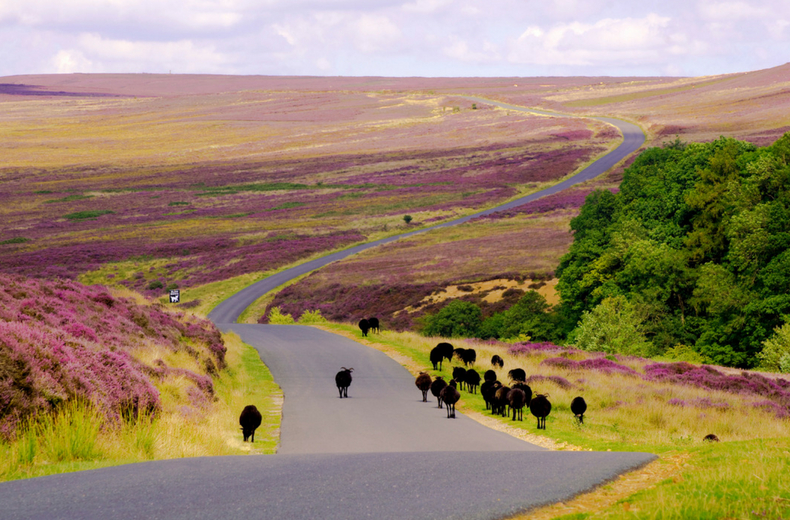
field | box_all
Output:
[318,322,790,519]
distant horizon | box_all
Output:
[2,1,788,79]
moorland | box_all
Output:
[1,65,790,517]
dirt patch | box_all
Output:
[406,278,559,312]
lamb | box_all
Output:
[570,396,587,424]
[358,319,370,337]
[530,394,551,430]
[439,379,461,418]
[452,366,468,391]
[335,367,353,398]
[493,384,511,417]
[483,369,497,382]
[368,317,380,333]
[491,354,504,368]
[239,405,262,442]
[415,372,432,402]
[507,388,527,421]
[481,380,499,411]
[508,368,526,383]
[430,342,454,370]
[464,369,481,394]
[430,376,447,408]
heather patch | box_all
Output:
[541,356,640,376]
[0,274,227,439]
[524,374,574,389]
[509,342,574,356]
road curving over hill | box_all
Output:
[0,102,651,520]
[207,100,644,324]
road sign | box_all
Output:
[169,289,180,303]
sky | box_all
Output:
[1,0,788,78]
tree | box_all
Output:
[403,215,413,224]
[421,300,482,338]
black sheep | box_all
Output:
[508,368,526,383]
[530,394,551,430]
[452,366,468,391]
[440,379,461,419]
[453,348,467,364]
[491,354,504,368]
[512,382,532,404]
[358,319,370,337]
[493,384,511,417]
[430,376,447,408]
[464,369,481,394]
[703,433,720,442]
[483,369,497,382]
[335,367,353,398]
[433,342,455,369]
[570,396,587,424]
[368,317,380,333]
[415,372,432,402]
[507,388,527,421]
[481,380,499,411]
[457,348,476,366]
[239,405,262,442]
[430,346,446,370]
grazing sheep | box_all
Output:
[483,369,497,382]
[530,394,551,430]
[453,347,467,363]
[703,434,720,442]
[457,348,476,366]
[570,396,587,424]
[358,319,370,337]
[491,354,504,368]
[415,372,432,402]
[431,376,447,408]
[430,342,454,370]
[335,367,354,398]
[239,405,263,442]
[440,379,461,418]
[507,388,527,421]
[465,369,481,394]
[493,384,511,417]
[368,317,380,333]
[452,366,468,391]
[481,380,499,411]
[508,368,526,383]
[512,382,532,405]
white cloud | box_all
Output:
[352,14,401,53]
[402,0,453,14]
[51,49,93,73]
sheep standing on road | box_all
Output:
[358,319,370,337]
[335,367,354,398]
[415,372,432,402]
[431,376,447,408]
[530,394,551,430]
[239,405,262,442]
[570,397,587,424]
[440,379,461,419]
[491,355,504,369]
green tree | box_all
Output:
[421,300,482,338]
[571,295,652,357]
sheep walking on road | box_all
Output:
[440,379,461,419]
[239,405,262,442]
[358,319,370,337]
[335,367,354,398]
[571,397,587,424]
[430,376,447,408]
[415,372,432,402]
[491,355,504,369]
[530,394,551,430]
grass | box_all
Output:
[63,210,115,220]
[313,322,790,519]
[0,332,281,482]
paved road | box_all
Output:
[0,102,652,520]
[207,100,644,323]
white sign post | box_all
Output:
[169,289,180,303]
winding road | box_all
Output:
[0,100,653,520]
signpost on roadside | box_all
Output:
[169,289,180,303]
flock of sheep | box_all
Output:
[420,342,587,429]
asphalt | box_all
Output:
[0,101,653,520]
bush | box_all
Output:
[63,210,114,220]
[403,215,413,224]
[758,322,790,373]
[571,295,652,356]
[421,300,482,338]
[297,310,326,324]
[147,280,164,290]
[267,306,295,324]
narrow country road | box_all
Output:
[0,101,653,520]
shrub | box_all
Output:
[267,306,295,324]
[147,280,164,290]
[403,215,413,224]
[757,322,790,373]
[420,300,482,338]
[63,210,115,220]
[297,310,326,324]
[0,237,29,245]
[571,295,652,357]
